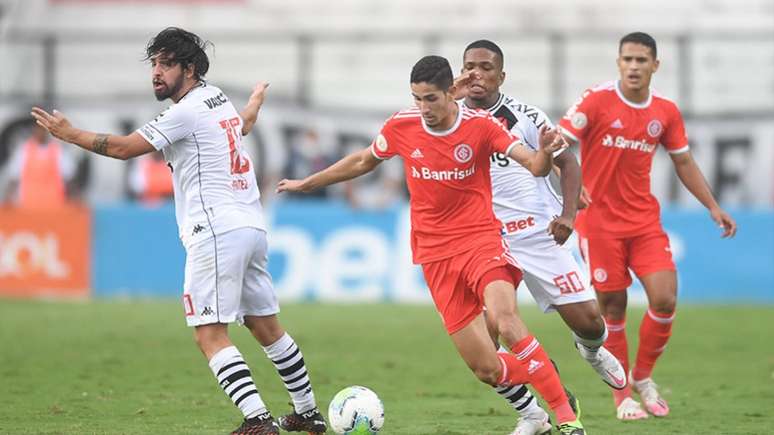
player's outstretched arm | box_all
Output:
[240,82,270,136]
[548,151,582,245]
[31,107,154,160]
[276,147,382,194]
[508,125,565,177]
[670,151,737,238]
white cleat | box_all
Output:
[630,375,670,417]
[616,397,649,421]
[510,408,552,435]
[576,344,627,390]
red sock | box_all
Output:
[604,316,632,405]
[509,336,575,424]
[496,352,528,385]
[632,309,675,381]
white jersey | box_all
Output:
[137,83,264,249]
[470,94,564,240]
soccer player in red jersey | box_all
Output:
[278,55,586,434]
[558,32,737,421]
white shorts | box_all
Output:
[506,232,595,313]
[182,227,279,327]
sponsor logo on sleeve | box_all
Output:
[140,125,155,140]
[374,134,388,153]
[571,112,588,130]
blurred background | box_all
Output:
[0,0,772,303]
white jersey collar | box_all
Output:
[615,80,652,109]
[422,101,463,137]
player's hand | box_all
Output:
[451,70,479,100]
[578,186,592,209]
[248,81,270,108]
[710,207,737,238]
[538,125,568,155]
[548,215,574,245]
[276,178,308,194]
[30,107,75,143]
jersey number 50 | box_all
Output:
[553,271,585,295]
[219,117,251,175]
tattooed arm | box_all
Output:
[31,107,155,160]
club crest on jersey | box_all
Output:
[571,111,588,129]
[647,119,663,137]
[593,268,608,283]
[453,143,473,163]
[374,134,388,153]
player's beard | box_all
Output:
[154,75,184,101]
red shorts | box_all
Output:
[578,229,675,292]
[421,239,523,334]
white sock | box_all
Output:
[263,333,317,413]
[573,326,608,362]
[208,346,267,418]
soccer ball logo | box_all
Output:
[328,385,385,434]
[453,143,473,163]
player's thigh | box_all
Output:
[422,255,483,335]
[510,235,595,313]
[578,234,631,292]
[183,228,254,326]
[240,229,280,322]
[629,230,676,279]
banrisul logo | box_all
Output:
[411,165,476,181]
[453,143,473,163]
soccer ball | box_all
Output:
[327,385,385,434]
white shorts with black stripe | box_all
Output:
[506,231,595,313]
[182,227,279,326]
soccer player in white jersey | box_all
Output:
[457,40,626,435]
[31,27,326,435]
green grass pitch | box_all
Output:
[0,300,772,434]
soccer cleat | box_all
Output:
[277,406,328,434]
[231,411,280,435]
[556,419,585,435]
[630,375,670,417]
[510,407,552,435]
[615,397,648,421]
[576,344,627,390]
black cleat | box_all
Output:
[231,411,279,435]
[277,407,328,434]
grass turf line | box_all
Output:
[0,300,772,434]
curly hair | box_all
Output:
[145,27,212,80]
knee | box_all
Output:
[599,293,628,320]
[244,315,285,347]
[650,295,677,314]
[472,362,502,386]
[577,314,606,340]
[489,310,518,336]
[194,326,230,358]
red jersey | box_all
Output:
[371,103,521,264]
[559,81,689,238]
